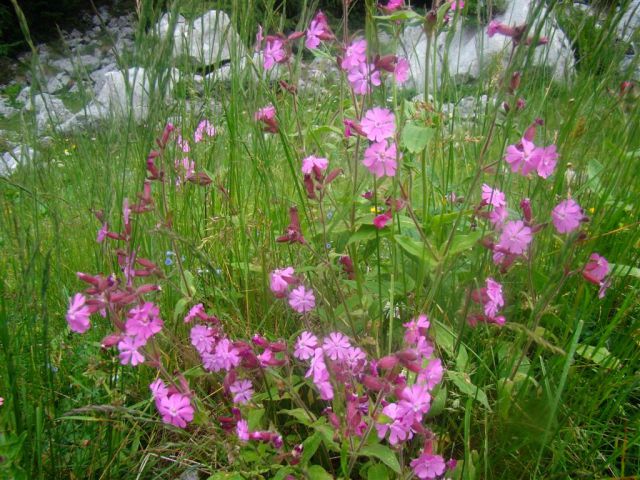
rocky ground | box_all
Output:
[0,0,638,176]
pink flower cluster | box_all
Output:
[582,253,611,298]
[301,154,342,200]
[469,278,506,327]
[347,107,400,178]
[150,379,194,428]
[305,11,334,50]
[504,121,559,179]
[269,267,316,313]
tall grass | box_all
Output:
[0,0,638,478]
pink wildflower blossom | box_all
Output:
[255,104,278,133]
[582,253,610,287]
[288,285,316,313]
[485,278,504,318]
[306,348,333,400]
[361,107,395,142]
[411,453,446,479]
[393,57,410,84]
[497,220,532,255]
[305,11,333,49]
[482,184,508,226]
[403,314,430,344]
[125,302,164,341]
[322,332,352,361]
[194,120,216,143]
[552,199,583,234]
[294,331,318,360]
[66,293,91,334]
[341,39,367,71]
[190,324,216,355]
[382,0,404,11]
[504,138,539,176]
[450,0,465,10]
[117,336,145,366]
[184,303,205,323]
[373,211,392,229]
[400,384,431,416]
[418,358,444,391]
[301,155,329,175]
[149,379,168,399]
[270,267,295,297]
[230,379,254,404]
[97,223,108,243]
[204,338,241,372]
[158,393,194,428]
[263,36,287,70]
[533,144,558,179]
[363,141,398,178]
[237,419,250,441]
[176,134,190,153]
[375,403,413,445]
[347,62,381,95]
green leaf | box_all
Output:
[173,297,189,321]
[576,344,621,369]
[447,371,490,410]
[394,234,438,270]
[279,408,314,426]
[301,432,323,465]
[401,122,434,153]
[610,263,640,279]
[347,224,383,245]
[432,321,455,356]
[426,385,447,418]
[373,9,423,21]
[441,231,482,258]
[307,465,334,480]
[248,408,265,430]
[367,464,390,480]
[359,444,401,474]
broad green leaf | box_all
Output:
[173,297,189,321]
[279,408,315,426]
[441,231,482,258]
[373,9,423,21]
[307,465,334,480]
[248,408,265,430]
[367,464,390,480]
[576,344,621,369]
[301,432,323,464]
[394,234,438,269]
[426,385,447,418]
[610,263,640,279]
[447,371,490,409]
[359,444,401,473]
[347,224,383,245]
[401,122,434,153]
[432,321,455,356]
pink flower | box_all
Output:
[347,62,381,95]
[373,211,392,229]
[403,314,430,344]
[237,419,250,441]
[288,285,316,313]
[117,336,145,366]
[158,393,194,428]
[301,155,329,175]
[400,384,431,416]
[497,220,532,255]
[294,331,318,360]
[418,358,444,390]
[504,138,539,176]
[450,0,465,10]
[363,141,398,178]
[255,104,278,133]
[306,348,333,400]
[485,277,504,318]
[533,144,558,179]
[66,293,91,334]
[482,184,509,226]
[203,338,241,372]
[194,120,216,143]
[190,324,216,355]
[230,379,254,404]
[341,39,367,71]
[270,267,295,297]
[552,199,583,234]
[184,303,205,323]
[149,379,168,399]
[305,11,332,49]
[582,253,610,285]
[375,403,413,445]
[97,223,108,243]
[322,332,352,361]
[411,453,446,479]
[382,0,404,11]
[263,36,287,70]
[361,107,395,142]
[125,302,164,341]
[393,57,410,84]
[176,134,190,153]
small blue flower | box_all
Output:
[325,242,332,250]
[165,257,174,266]
[327,210,334,220]
[215,268,222,276]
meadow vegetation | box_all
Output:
[0,0,639,479]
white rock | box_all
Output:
[400,0,575,92]
[95,67,179,122]
[0,96,17,117]
[91,63,118,92]
[158,10,247,65]
[51,57,74,73]
[1,145,34,176]
[16,86,31,105]
[59,102,106,132]
[617,0,640,42]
